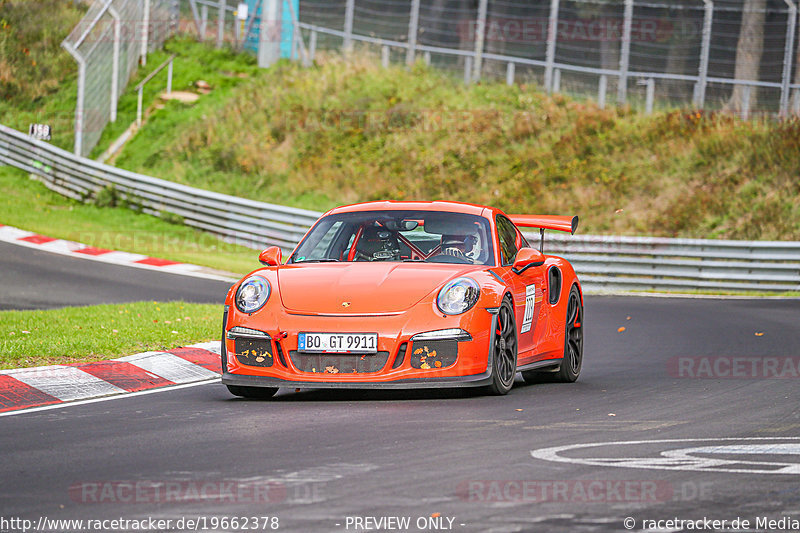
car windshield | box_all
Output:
[289,210,495,266]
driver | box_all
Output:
[440,234,475,262]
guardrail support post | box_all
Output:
[200,4,208,37]
[406,0,420,66]
[694,0,713,109]
[780,0,797,117]
[553,68,561,93]
[310,29,318,61]
[381,45,390,67]
[464,56,473,85]
[472,0,488,81]
[617,0,634,105]
[506,62,515,86]
[598,75,607,109]
[544,0,560,93]
[645,77,655,114]
[343,0,355,54]
[217,0,227,48]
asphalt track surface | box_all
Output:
[0,241,234,310]
[3,292,799,532]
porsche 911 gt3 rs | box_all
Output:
[221,201,583,397]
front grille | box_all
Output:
[409,340,458,369]
[288,351,390,374]
[233,338,274,368]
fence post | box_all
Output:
[201,4,208,37]
[406,0,420,65]
[544,0,560,93]
[617,0,633,105]
[137,87,144,127]
[598,75,607,109]
[109,5,121,122]
[189,0,203,37]
[62,43,85,156]
[167,58,173,94]
[506,62,515,86]
[141,0,151,66]
[472,0,488,81]
[217,0,227,49]
[343,0,355,53]
[741,84,752,120]
[780,0,797,117]
[694,0,713,108]
[310,29,318,61]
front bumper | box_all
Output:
[221,306,498,390]
[221,370,494,389]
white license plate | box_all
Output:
[298,332,378,353]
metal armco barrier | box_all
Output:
[2,123,799,293]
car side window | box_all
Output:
[496,216,520,266]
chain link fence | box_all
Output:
[181,0,800,117]
[62,0,179,157]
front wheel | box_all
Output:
[485,298,518,395]
[226,385,279,399]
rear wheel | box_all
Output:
[485,298,518,395]
[226,385,279,399]
[522,284,583,384]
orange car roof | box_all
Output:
[327,200,491,217]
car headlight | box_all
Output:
[235,275,271,313]
[436,277,480,315]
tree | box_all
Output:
[726,0,766,112]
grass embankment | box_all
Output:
[0,302,220,369]
[109,47,800,240]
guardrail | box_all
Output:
[1,123,799,293]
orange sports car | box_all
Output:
[221,201,583,397]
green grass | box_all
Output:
[0,301,221,369]
[0,165,260,275]
[107,45,800,240]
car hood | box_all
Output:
[277,262,479,314]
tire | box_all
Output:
[226,385,279,399]
[521,284,583,384]
[553,285,583,382]
[485,298,518,395]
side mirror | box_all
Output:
[258,246,282,267]
[512,248,545,274]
